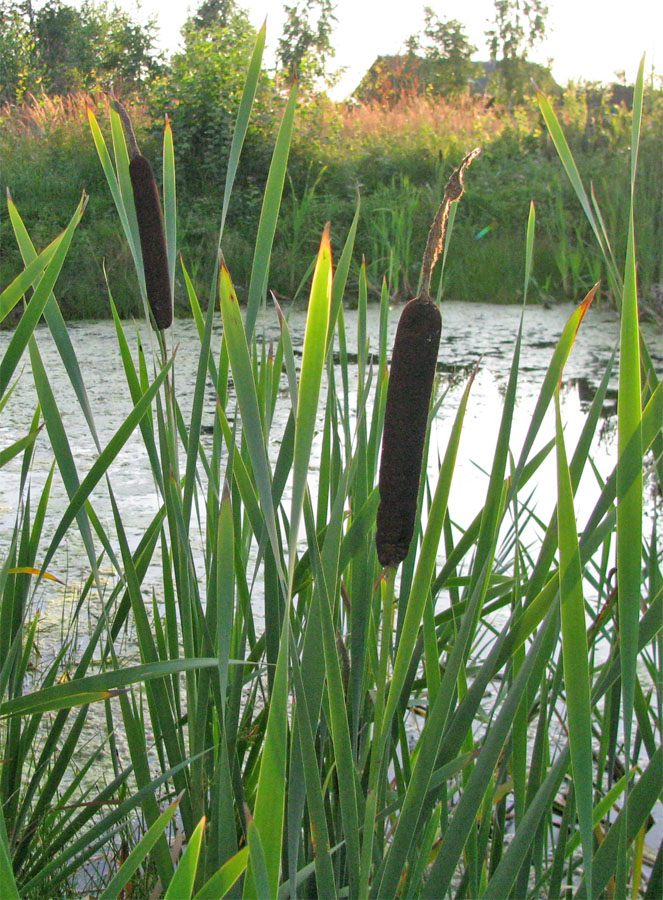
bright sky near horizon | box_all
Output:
[129,0,659,99]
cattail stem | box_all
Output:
[419,148,481,300]
[110,97,140,159]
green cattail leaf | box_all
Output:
[218,265,283,586]
[0,195,86,403]
[523,200,535,304]
[108,100,143,279]
[555,389,593,897]
[193,846,249,900]
[290,657,338,900]
[7,195,102,451]
[0,802,19,900]
[0,428,42,469]
[617,59,644,758]
[246,819,271,900]
[38,353,174,580]
[99,796,181,900]
[616,62,645,891]
[216,484,235,706]
[245,585,290,898]
[0,232,58,324]
[243,559,292,893]
[245,82,297,340]
[630,55,645,191]
[289,225,333,584]
[536,92,615,284]
[0,658,224,718]
[164,816,206,900]
[218,22,266,244]
[87,105,133,251]
[327,199,360,356]
[163,117,177,299]
[513,284,597,483]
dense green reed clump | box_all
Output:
[0,35,661,900]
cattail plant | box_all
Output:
[113,99,172,330]
[376,149,480,568]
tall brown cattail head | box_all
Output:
[376,148,480,569]
[113,99,172,330]
[376,295,441,568]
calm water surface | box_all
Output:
[1,300,661,648]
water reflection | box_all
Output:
[0,301,661,664]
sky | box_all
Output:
[129,0,660,100]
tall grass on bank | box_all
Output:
[3,85,663,314]
[1,41,662,900]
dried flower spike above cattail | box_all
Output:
[112,98,172,330]
[376,149,480,570]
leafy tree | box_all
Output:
[88,2,162,91]
[355,8,478,105]
[276,0,339,88]
[405,7,479,96]
[148,0,275,193]
[0,0,161,100]
[0,1,37,101]
[485,0,549,102]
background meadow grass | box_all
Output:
[1,80,662,318]
[0,36,662,900]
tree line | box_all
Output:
[0,0,551,106]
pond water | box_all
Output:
[1,299,661,653]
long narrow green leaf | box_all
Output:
[39,353,174,579]
[289,226,332,585]
[8,195,102,451]
[0,195,86,402]
[163,117,177,298]
[0,802,19,900]
[0,232,59,324]
[243,609,289,897]
[617,60,644,761]
[99,796,181,900]
[245,83,297,339]
[164,816,206,900]
[218,22,265,243]
[247,819,272,900]
[555,389,593,897]
[218,264,283,586]
[0,658,224,717]
[194,847,249,900]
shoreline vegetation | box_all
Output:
[1,5,662,898]
[1,82,662,324]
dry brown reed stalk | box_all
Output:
[375,149,480,569]
[112,98,172,330]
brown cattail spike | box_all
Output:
[129,154,172,329]
[376,148,480,569]
[112,98,172,330]
[376,295,441,568]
